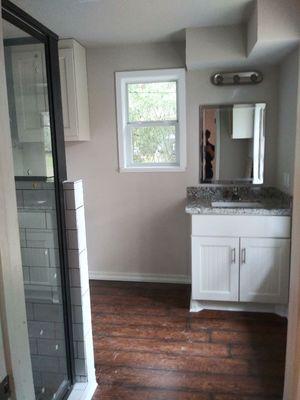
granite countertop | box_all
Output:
[186,186,292,216]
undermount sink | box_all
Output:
[211,201,263,208]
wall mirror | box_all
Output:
[200,103,266,184]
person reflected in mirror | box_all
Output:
[204,129,215,180]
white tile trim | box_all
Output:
[68,380,97,400]
[89,270,191,284]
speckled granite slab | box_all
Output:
[186,186,292,216]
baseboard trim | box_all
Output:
[190,299,288,317]
[89,270,191,284]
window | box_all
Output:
[116,68,186,172]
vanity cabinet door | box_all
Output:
[239,238,290,304]
[192,236,239,301]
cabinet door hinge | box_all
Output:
[0,375,10,400]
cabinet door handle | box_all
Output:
[241,248,246,263]
[231,248,236,263]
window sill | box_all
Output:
[119,166,187,173]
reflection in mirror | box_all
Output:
[200,103,266,184]
[3,19,53,178]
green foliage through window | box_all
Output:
[128,81,177,122]
[126,80,178,165]
[132,126,176,164]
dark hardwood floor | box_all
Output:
[90,281,287,400]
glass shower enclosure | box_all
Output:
[2,1,74,399]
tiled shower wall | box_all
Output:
[16,179,95,396]
[16,180,67,396]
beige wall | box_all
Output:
[277,47,300,194]
[284,46,300,400]
[65,42,280,279]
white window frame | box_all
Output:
[115,68,186,172]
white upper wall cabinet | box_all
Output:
[58,39,90,141]
[232,104,254,139]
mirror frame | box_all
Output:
[199,103,266,185]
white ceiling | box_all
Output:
[11,0,253,46]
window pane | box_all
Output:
[132,125,177,164]
[128,81,177,122]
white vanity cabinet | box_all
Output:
[58,39,90,141]
[190,215,291,312]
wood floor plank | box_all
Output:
[93,385,211,400]
[191,317,286,333]
[95,350,250,376]
[211,330,287,345]
[91,293,189,308]
[93,324,210,342]
[92,303,171,316]
[230,343,286,361]
[92,313,188,329]
[213,395,282,400]
[91,281,286,399]
[96,366,283,396]
[94,336,229,358]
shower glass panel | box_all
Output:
[3,16,72,400]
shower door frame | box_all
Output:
[1,0,75,396]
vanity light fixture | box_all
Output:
[211,71,263,86]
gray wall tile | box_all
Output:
[26,302,34,320]
[46,211,57,229]
[33,304,63,322]
[18,212,46,229]
[73,324,84,341]
[27,321,56,339]
[16,190,24,207]
[21,248,50,267]
[29,338,38,355]
[77,341,85,359]
[31,355,59,373]
[23,266,30,283]
[49,249,60,268]
[71,287,82,306]
[19,228,26,247]
[72,306,83,324]
[37,339,66,357]
[75,359,86,376]
[23,189,55,210]
[26,229,58,249]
